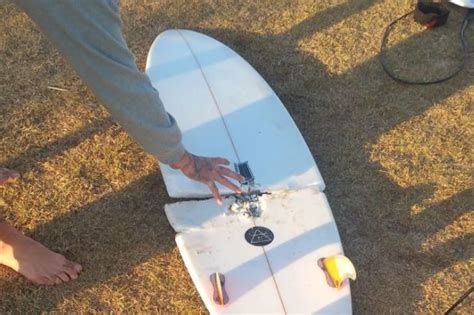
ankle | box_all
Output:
[0,222,16,258]
[0,222,8,249]
[0,233,9,265]
[0,223,19,268]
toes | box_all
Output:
[57,272,70,283]
[64,265,78,280]
[73,262,82,273]
[33,276,55,286]
[0,168,20,185]
[46,277,57,286]
[54,277,63,285]
[68,272,78,280]
[63,261,82,280]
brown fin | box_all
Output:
[210,272,229,305]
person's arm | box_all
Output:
[15,0,184,164]
[15,0,243,201]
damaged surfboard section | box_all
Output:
[163,187,354,313]
[229,161,264,218]
[228,191,263,218]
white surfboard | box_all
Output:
[146,29,324,198]
[146,30,353,314]
[165,188,351,314]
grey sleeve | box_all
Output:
[14,0,185,164]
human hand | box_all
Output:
[170,151,245,204]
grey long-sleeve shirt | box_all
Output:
[14,0,185,164]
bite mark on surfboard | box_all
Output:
[228,191,262,217]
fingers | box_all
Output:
[207,172,242,205]
[210,158,244,182]
[181,154,247,205]
[207,182,223,205]
[218,166,245,182]
[208,160,244,204]
[215,175,242,194]
[211,157,230,165]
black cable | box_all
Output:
[444,285,473,315]
[380,9,473,85]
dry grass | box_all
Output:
[1,0,473,313]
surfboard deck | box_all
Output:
[146,29,324,198]
[146,29,352,314]
[165,188,351,314]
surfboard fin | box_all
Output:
[210,272,229,305]
[320,255,356,289]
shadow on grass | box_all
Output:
[0,173,175,312]
[192,2,473,313]
[1,0,472,313]
[2,118,115,174]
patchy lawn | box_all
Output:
[1,0,472,313]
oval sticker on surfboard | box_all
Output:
[245,226,274,246]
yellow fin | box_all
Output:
[323,255,356,289]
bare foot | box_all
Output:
[0,222,82,285]
[0,168,20,185]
